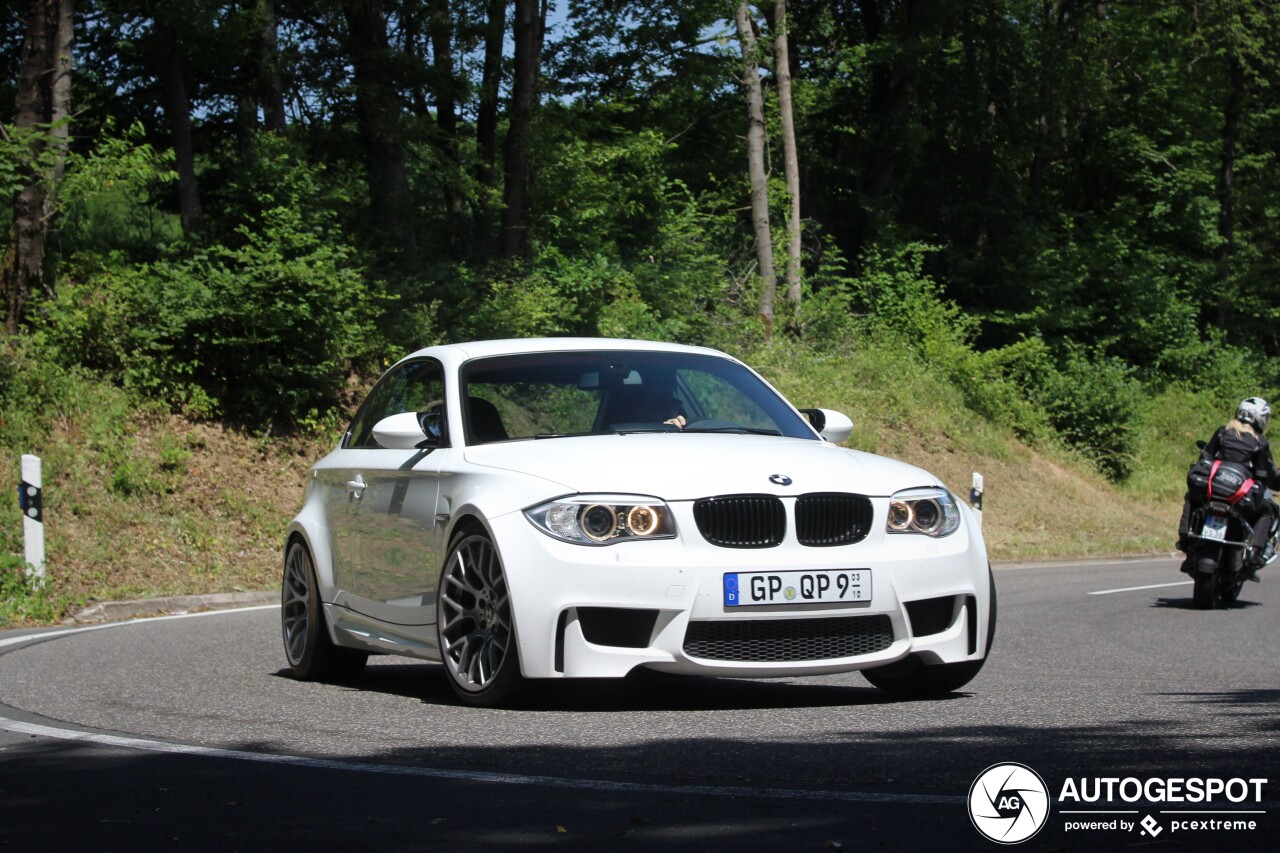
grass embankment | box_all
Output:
[1,339,1214,627]
[749,342,1206,560]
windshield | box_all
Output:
[459,350,817,444]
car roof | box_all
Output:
[398,337,737,366]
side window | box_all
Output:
[346,360,446,448]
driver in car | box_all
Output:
[609,383,687,430]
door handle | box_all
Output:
[346,477,366,499]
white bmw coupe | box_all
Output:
[282,338,995,705]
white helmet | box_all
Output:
[1236,397,1271,433]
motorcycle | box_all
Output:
[1182,447,1278,609]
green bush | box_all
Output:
[796,243,1139,478]
[35,153,375,429]
[836,243,1049,442]
[1032,345,1144,480]
[53,120,183,263]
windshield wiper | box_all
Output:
[683,426,781,436]
[610,426,681,435]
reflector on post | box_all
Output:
[19,454,44,584]
[969,472,984,528]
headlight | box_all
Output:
[886,487,961,537]
[525,495,677,545]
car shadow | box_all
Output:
[272,662,971,711]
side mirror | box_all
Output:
[372,411,440,450]
[800,408,853,444]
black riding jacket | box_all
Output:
[1203,425,1280,490]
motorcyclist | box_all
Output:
[1178,397,1280,581]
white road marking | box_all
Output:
[0,605,279,650]
[0,606,960,806]
[1088,581,1193,596]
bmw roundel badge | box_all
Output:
[769,474,793,486]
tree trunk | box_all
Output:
[773,0,801,307]
[2,0,73,333]
[499,0,544,259]
[428,0,467,257]
[47,0,72,188]
[257,0,287,134]
[1215,49,1243,330]
[476,0,506,191]
[159,47,205,236]
[343,0,417,260]
[735,2,776,335]
[1027,79,1052,215]
[863,0,928,201]
[428,0,457,144]
[473,0,506,258]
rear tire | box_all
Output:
[1191,546,1223,609]
[1192,573,1218,609]
[862,567,997,697]
[1190,544,1246,609]
[281,540,368,682]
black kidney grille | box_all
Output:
[683,614,894,662]
[795,493,874,547]
[693,495,785,548]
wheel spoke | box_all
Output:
[438,535,513,692]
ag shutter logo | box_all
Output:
[969,763,1051,844]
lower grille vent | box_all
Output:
[682,614,894,662]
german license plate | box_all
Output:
[1201,515,1228,542]
[723,569,870,607]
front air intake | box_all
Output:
[683,614,895,662]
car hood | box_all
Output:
[463,433,941,500]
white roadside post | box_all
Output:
[19,454,45,585]
[969,472,984,528]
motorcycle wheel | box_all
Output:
[1192,559,1244,609]
[1192,573,1221,609]
[1191,545,1222,609]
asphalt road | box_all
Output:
[1,557,1277,852]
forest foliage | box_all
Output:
[3,0,1280,479]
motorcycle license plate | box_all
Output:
[1201,515,1228,542]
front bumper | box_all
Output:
[488,499,992,679]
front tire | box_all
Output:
[281,540,368,682]
[437,531,524,707]
[862,567,997,697]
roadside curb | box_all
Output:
[65,590,278,625]
[992,552,1180,571]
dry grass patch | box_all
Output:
[39,412,331,608]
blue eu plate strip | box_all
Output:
[723,573,739,607]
